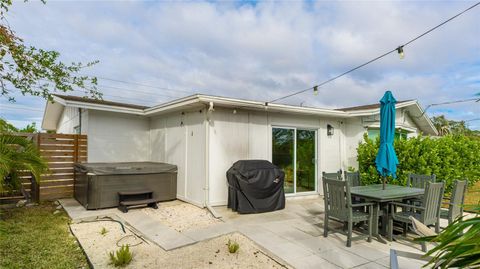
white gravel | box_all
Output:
[141,200,221,232]
[70,221,290,269]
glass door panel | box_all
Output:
[296,129,316,192]
[272,128,295,193]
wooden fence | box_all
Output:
[17,133,87,201]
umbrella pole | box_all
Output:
[383,176,386,190]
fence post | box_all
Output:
[30,173,40,203]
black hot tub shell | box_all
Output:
[74,162,177,210]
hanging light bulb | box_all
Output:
[397,46,405,59]
[313,85,319,96]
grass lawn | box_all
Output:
[464,181,480,211]
[0,203,89,269]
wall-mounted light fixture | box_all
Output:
[327,124,334,136]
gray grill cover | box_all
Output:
[227,160,285,214]
[75,162,177,175]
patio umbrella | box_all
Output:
[375,91,399,190]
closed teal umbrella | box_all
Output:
[375,91,399,190]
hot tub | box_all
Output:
[74,162,177,210]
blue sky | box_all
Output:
[1,1,479,129]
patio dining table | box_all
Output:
[350,184,424,243]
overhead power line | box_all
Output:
[268,1,480,104]
[0,104,44,112]
[86,75,195,94]
[417,97,480,118]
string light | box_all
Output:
[268,1,480,104]
[313,86,319,96]
[396,46,405,59]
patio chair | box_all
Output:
[322,177,374,247]
[388,181,445,252]
[322,170,342,180]
[407,173,436,189]
[405,173,436,206]
[344,171,361,187]
[440,179,468,225]
[390,216,436,269]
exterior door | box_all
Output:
[272,127,317,194]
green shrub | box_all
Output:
[357,133,480,192]
[109,245,133,267]
[227,239,239,254]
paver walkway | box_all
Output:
[60,197,439,268]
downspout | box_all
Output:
[205,103,221,218]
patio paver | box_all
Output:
[61,196,439,269]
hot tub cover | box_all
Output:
[75,162,177,175]
[227,160,285,214]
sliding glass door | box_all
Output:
[272,127,316,194]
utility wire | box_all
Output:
[84,75,195,94]
[416,97,480,118]
[268,1,480,104]
[0,104,44,112]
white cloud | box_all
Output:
[2,1,480,129]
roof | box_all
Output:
[42,93,438,135]
[53,94,148,110]
[337,100,413,111]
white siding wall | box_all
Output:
[208,108,250,205]
[150,110,206,207]
[207,108,345,205]
[344,118,367,169]
[56,107,88,134]
[87,110,150,162]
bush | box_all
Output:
[357,133,480,191]
[109,245,133,267]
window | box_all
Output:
[272,127,316,194]
[367,128,408,140]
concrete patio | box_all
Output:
[61,197,437,269]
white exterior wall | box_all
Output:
[150,110,206,207]
[56,107,88,134]
[87,110,150,162]
[207,108,345,205]
[344,117,367,169]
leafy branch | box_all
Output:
[0,0,101,102]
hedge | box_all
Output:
[357,134,480,191]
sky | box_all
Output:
[1,0,479,130]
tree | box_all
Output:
[431,115,451,136]
[431,115,480,137]
[0,0,101,102]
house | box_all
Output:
[41,94,437,207]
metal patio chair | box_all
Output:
[441,179,468,225]
[322,177,374,247]
[388,181,445,252]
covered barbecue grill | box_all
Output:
[227,160,285,214]
[74,162,177,210]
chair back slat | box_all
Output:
[422,181,445,224]
[323,178,351,220]
[344,171,361,187]
[408,173,436,189]
[449,180,468,222]
[322,171,342,180]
